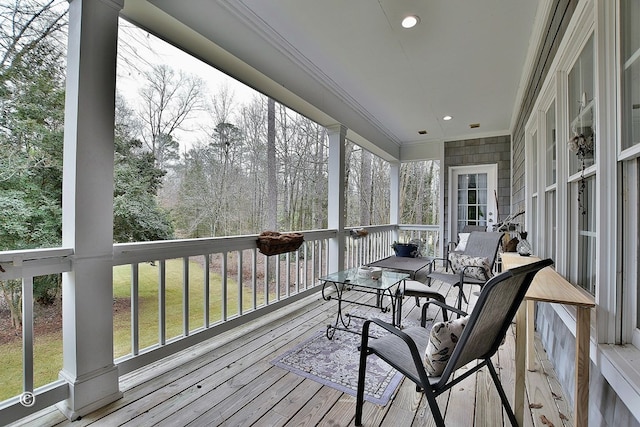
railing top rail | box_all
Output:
[0,247,74,263]
[397,224,440,231]
[0,226,441,270]
[112,229,338,265]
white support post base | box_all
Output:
[56,365,121,421]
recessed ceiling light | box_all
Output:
[401,15,420,29]
[443,115,453,121]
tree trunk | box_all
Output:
[266,97,277,230]
[360,150,372,226]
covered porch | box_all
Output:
[2,0,640,425]
[12,272,573,427]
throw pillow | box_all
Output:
[454,233,470,251]
[424,316,469,376]
[448,252,492,281]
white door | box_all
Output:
[449,164,498,239]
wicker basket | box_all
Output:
[257,231,304,256]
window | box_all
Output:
[546,101,557,187]
[530,130,539,251]
[621,0,640,152]
[621,158,639,347]
[457,172,489,230]
[568,35,595,176]
[573,175,596,295]
[545,100,557,261]
[621,0,640,346]
[568,34,596,294]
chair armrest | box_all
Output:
[420,299,468,326]
[428,257,449,273]
[360,318,431,387]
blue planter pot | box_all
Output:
[394,243,418,257]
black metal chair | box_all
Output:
[396,231,504,326]
[446,224,489,261]
[356,258,553,427]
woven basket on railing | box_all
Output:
[257,231,304,256]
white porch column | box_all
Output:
[58,0,123,419]
[389,161,401,242]
[327,124,347,272]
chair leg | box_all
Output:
[424,388,446,427]
[415,296,421,307]
[487,359,518,426]
[396,293,404,327]
[355,326,371,426]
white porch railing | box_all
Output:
[0,248,73,423]
[344,224,440,269]
[111,229,335,375]
[0,224,440,424]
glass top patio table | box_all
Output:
[319,268,409,290]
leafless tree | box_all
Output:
[138,64,204,170]
[0,0,67,73]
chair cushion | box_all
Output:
[448,252,492,281]
[454,232,470,251]
[402,280,446,300]
[424,316,469,376]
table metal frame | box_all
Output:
[319,268,409,339]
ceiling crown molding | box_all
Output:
[219,1,401,146]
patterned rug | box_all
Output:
[271,313,422,405]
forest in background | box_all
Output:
[0,1,439,319]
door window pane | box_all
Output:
[458,190,468,204]
[478,190,487,205]
[468,175,477,188]
[458,175,468,189]
[468,206,477,221]
[468,190,477,204]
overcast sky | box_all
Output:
[116,20,260,152]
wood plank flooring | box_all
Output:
[12,272,574,427]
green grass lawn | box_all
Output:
[0,258,266,401]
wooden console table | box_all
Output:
[501,253,595,427]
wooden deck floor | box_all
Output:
[14,274,574,427]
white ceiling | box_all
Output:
[123,0,542,161]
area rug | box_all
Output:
[271,313,422,405]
